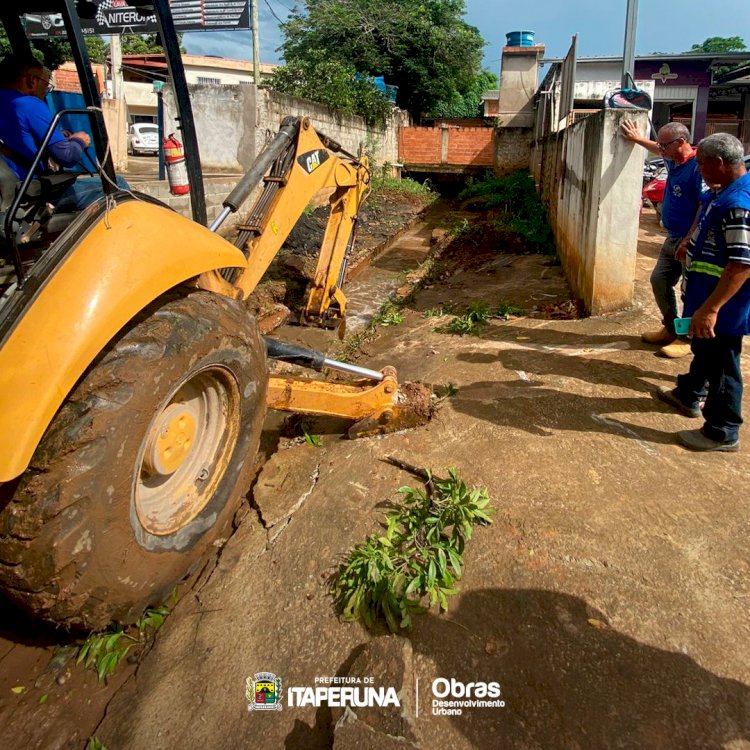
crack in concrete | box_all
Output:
[266,461,322,548]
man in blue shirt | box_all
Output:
[655,133,750,452]
[0,55,91,178]
[0,54,128,212]
[622,121,704,358]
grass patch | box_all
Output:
[460,171,555,255]
[332,467,493,632]
[371,175,434,197]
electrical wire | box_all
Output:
[263,0,287,25]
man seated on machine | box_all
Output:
[0,53,128,213]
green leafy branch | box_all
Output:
[434,300,524,335]
[332,465,493,632]
[77,606,169,683]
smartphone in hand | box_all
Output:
[673,317,692,336]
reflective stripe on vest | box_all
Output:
[689,260,724,278]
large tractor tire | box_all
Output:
[0,291,267,630]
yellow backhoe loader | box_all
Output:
[0,0,424,629]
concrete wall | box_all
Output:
[101,98,128,172]
[130,179,246,236]
[532,109,647,314]
[163,84,405,175]
[494,127,532,175]
[496,46,545,127]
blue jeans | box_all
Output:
[675,335,744,443]
[651,235,683,334]
[55,175,130,212]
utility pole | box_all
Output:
[251,0,261,85]
[110,34,123,99]
[621,0,638,88]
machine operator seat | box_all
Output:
[0,155,79,244]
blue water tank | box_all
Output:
[506,30,535,47]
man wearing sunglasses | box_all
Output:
[622,120,704,358]
[0,54,92,181]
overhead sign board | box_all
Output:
[23,0,250,37]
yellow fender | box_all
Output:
[0,200,247,482]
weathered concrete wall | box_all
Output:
[496,46,544,128]
[163,85,405,174]
[494,127,532,175]
[101,98,127,172]
[533,109,647,315]
[128,179,240,234]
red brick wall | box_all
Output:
[399,127,441,164]
[399,125,494,166]
[447,128,494,166]
[51,62,105,94]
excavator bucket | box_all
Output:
[263,338,434,437]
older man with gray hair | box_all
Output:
[654,132,750,451]
[622,120,704,358]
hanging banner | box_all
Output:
[23,0,250,38]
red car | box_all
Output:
[642,164,667,214]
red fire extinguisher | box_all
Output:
[163,133,190,196]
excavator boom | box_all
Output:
[199,116,370,328]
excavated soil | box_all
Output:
[245,187,432,323]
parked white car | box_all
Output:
[127,123,159,156]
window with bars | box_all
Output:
[197,76,222,85]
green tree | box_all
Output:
[429,69,497,118]
[272,52,392,127]
[278,0,485,120]
[689,36,746,53]
[120,33,184,56]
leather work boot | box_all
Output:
[658,341,692,359]
[641,326,676,345]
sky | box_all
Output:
[182,0,750,74]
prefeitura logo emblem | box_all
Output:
[246,672,283,711]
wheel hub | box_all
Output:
[135,367,240,537]
[142,404,198,477]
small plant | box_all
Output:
[449,218,470,237]
[372,298,404,327]
[302,424,322,448]
[422,302,457,318]
[496,301,524,317]
[77,605,169,683]
[419,258,448,284]
[333,467,493,632]
[436,300,523,335]
[436,300,493,335]
[87,738,108,750]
